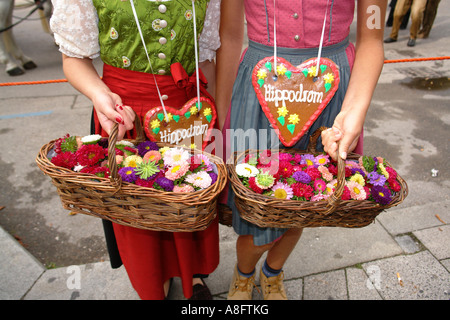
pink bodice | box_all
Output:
[244,0,355,48]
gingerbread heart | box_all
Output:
[144,97,217,150]
[252,57,340,147]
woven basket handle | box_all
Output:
[107,111,146,189]
[308,126,346,214]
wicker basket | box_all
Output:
[35,117,227,232]
[227,128,408,229]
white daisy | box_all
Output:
[236,163,259,178]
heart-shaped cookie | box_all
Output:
[144,96,217,150]
[252,56,340,147]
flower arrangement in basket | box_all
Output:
[35,119,227,232]
[227,128,408,229]
[50,134,219,193]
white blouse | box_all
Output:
[50,0,221,62]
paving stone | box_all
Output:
[362,251,450,300]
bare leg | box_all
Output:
[266,228,303,270]
[236,228,303,273]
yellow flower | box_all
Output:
[350,172,365,186]
[190,106,198,115]
[165,113,173,122]
[190,143,197,149]
[276,64,287,75]
[323,73,334,84]
[151,119,160,129]
[159,146,170,156]
[308,66,317,77]
[122,155,143,168]
[257,69,267,79]
[203,108,212,116]
[277,106,289,117]
[288,113,300,124]
[379,163,389,179]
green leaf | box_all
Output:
[287,124,296,134]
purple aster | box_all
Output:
[137,141,159,157]
[300,154,316,167]
[351,167,366,177]
[118,167,137,183]
[371,185,392,205]
[155,177,174,192]
[292,171,311,184]
[209,172,218,185]
[368,171,387,186]
[97,137,109,148]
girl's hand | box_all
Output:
[322,108,363,161]
[91,90,135,140]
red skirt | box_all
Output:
[94,64,219,300]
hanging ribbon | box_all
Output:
[129,0,168,121]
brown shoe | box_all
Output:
[189,278,212,300]
[227,265,258,300]
[259,269,288,300]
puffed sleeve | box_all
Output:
[50,0,100,59]
[199,0,221,62]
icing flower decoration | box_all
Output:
[307,66,317,77]
[190,106,198,115]
[165,113,173,122]
[288,114,300,125]
[203,108,212,117]
[276,64,287,75]
[323,73,335,84]
[151,119,160,129]
[277,106,289,117]
[257,69,267,79]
